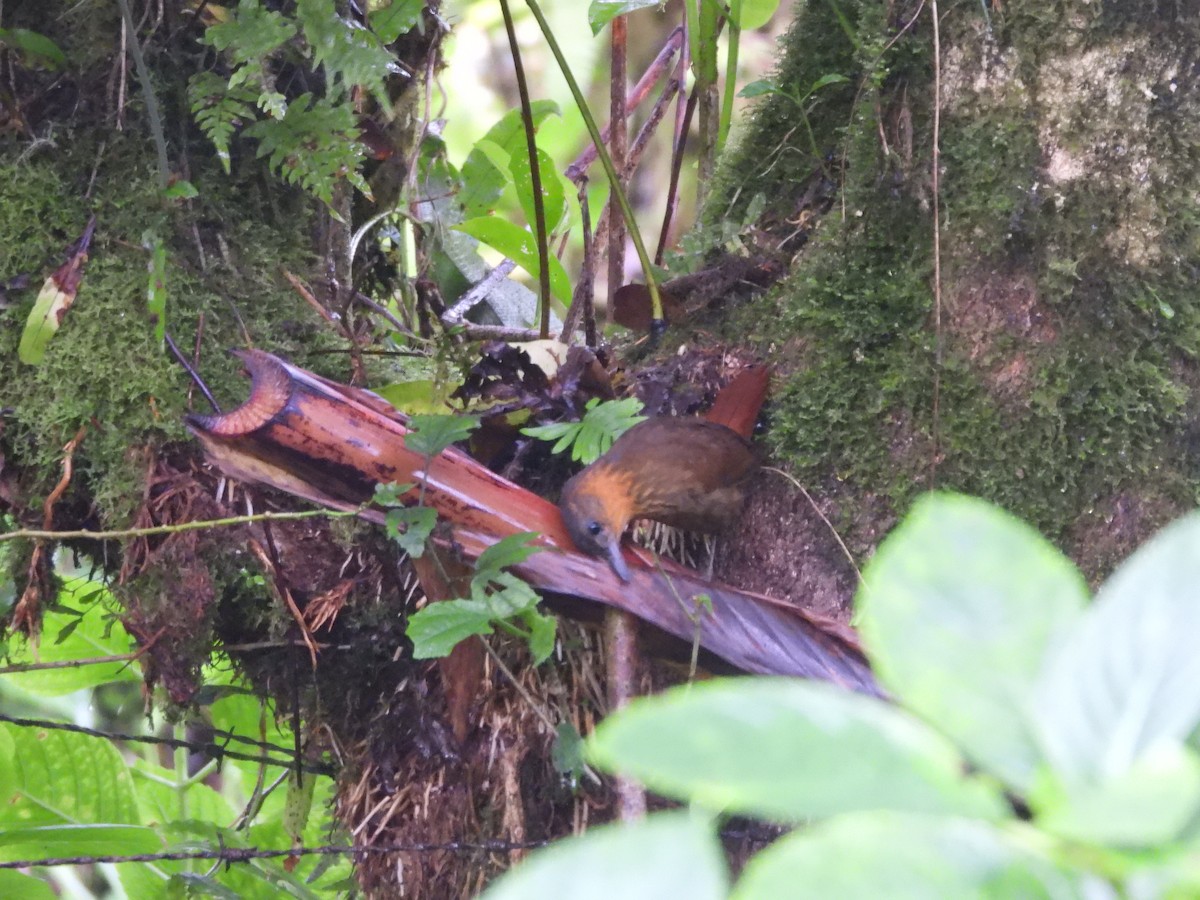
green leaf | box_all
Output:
[2,578,139,696]
[731,812,1081,899]
[737,79,780,99]
[405,413,480,457]
[373,481,416,506]
[0,872,55,900]
[809,72,851,92]
[522,609,557,665]
[460,103,560,219]
[1032,511,1200,782]
[522,398,645,464]
[0,722,141,829]
[406,600,495,658]
[509,144,567,234]
[0,28,66,69]
[477,572,539,618]
[454,217,572,306]
[0,824,162,863]
[858,493,1087,791]
[1034,744,1200,847]
[481,812,727,900]
[587,678,1006,823]
[552,722,587,782]
[475,532,542,577]
[283,770,316,847]
[385,506,437,557]
[163,179,199,200]
[369,0,425,43]
[587,0,662,36]
[729,0,781,30]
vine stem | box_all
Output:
[522,0,665,329]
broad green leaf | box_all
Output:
[369,0,425,43]
[283,770,316,846]
[475,532,542,576]
[454,217,572,306]
[460,103,559,219]
[406,600,494,658]
[0,723,140,828]
[0,28,66,68]
[0,872,55,900]
[858,493,1087,791]
[405,413,480,457]
[587,0,661,35]
[132,760,235,828]
[385,506,437,557]
[1033,744,1200,847]
[375,380,457,415]
[1033,512,1200,782]
[588,678,1006,823]
[0,824,161,863]
[3,578,139,695]
[477,572,539,617]
[729,0,781,30]
[481,811,727,900]
[732,813,1082,900]
[509,145,567,234]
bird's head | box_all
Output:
[559,467,635,581]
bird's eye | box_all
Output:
[587,520,603,536]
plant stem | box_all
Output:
[498,0,552,338]
[718,0,742,153]
[523,0,664,327]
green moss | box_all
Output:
[707,0,1200,573]
[0,129,331,525]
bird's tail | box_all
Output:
[704,364,770,440]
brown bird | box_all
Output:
[559,366,767,581]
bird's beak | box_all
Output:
[606,540,632,582]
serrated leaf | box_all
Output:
[588,678,1007,823]
[373,481,417,506]
[0,722,141,829]
[587,0,662,35]
[731,812,1080,900]
[2,578,138,696]
[479,572,539,618]
[858,493,1087,792]
[1033,512,1200,782]
[523,609,557,665]
[481,812,727,900]
[454,217,572,306]
[0,824,161,863]
[384,506,437,557]
[405,413,480,457]
[475,532,542,576]
[406,600,494,658]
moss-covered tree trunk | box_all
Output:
[711,0,1199,579]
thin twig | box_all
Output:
[764,467,862,584]
[0,508,358,544]
[115,0,169,190]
